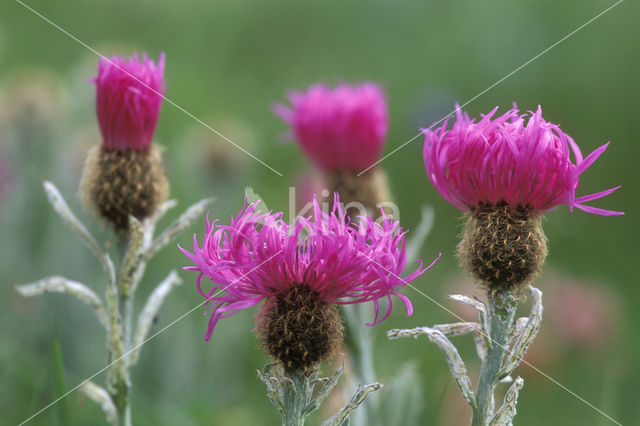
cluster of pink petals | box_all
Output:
[274,83,388,171]
[94,52,166,151]
[423,104,622,215]
[181,195,436,341]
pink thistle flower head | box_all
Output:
[423,104,622,216]
[180,194,437,343]
[94,52,166,151]
[274,83,388,171]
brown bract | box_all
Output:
[458,202,547,291]
[80,145,168,233]
[323,168,392,222]
[260,284,343,372]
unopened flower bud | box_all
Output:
[80,52,168,232]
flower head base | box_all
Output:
[423,104,622,216]
[458,201,547,290]
[95,52,165,151]
[80,145,168,232]
[181,195,436,369]
[274,83,388,171]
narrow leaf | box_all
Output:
[432,322,481,337]
[388,326,475,408]
[448,294,490,339]
[500,287,543,378]
[305,365,344,415]
[51,338,72,426]
[145,198,214,260]
[43,181,113,275]
[130,271,183,364]
[489,377,524,426]
[80,381,117,425]
[321,383,382,426]
[16,277,108,328]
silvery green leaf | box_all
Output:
[499,375,513,384]
[145,198,214,260]
[153,199,178,222]
[500,287,543,378]
[321,383,382,426]
[506,317,529,351]
[16,276,107,328]
[432,321,481,337]
[448,294,490,340]
[473,329,487,360]
[43,181,113,275]
[130,271,183,364]
[426,328,476,408]
[489,377,524,426]
[405,205,434,263]
[135,200,177,253]
[257,366,285,415]
[388,327,475,408]
[80,381,117,425]
[305,365,344,416]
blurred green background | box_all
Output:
[1,0,637,425]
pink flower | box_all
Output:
[274,83,388,171]
[181,195,437,341]
[423,104,622,215]
[94,52,166,151]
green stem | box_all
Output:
[106,275,130,426]
[343,304,377,426]
[107,239,134,426]
[283,370,311,426]
[472,291,517,426]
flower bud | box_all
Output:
[80,52,167,232]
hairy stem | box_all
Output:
[109,237,136,426]
[472,291,517,426]
[106,270,130,426]
[283,370,311,426]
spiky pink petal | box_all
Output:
[423,104,622,215]
[180,195,436,340]
[94,52,165,151]
[274,83,388,171]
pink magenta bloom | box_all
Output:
[94,52,166,151]
[423,105,622,215]
[274,83,388,171]
[181,195,437,341]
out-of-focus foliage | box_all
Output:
[1,0,637,425]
